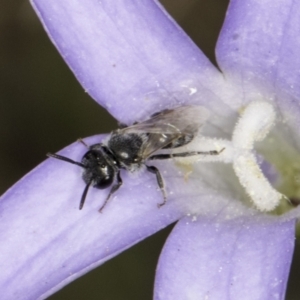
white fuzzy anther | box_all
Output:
[233,152,282,211]
[232,101,282,211]
[232,101,276,150]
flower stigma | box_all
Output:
[173,101,293,213]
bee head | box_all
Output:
[81,149,115,189]
[47,149,115,210]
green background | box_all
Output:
[1,0,299,299]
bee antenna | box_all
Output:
[47,152,86,168]
[79,179,93,210]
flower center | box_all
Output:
[175,101,294,213]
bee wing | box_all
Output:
[120,106,210,157]
[120,105,210,135]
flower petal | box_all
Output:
[216,0,300,102]
[0,136,185,299]
[31,0,225,124]
[154,213,295,300]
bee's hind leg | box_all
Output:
[148,148,225,160]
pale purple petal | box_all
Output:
[3,1,297,299]
[216,0,300,149]
[31,0,226,124]
[216,0,300,101]
[0,136,185,299]
[154,214,295,300]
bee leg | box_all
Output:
[146,165,167,207]
[149,148,225,160]
[79,179,93,210]
[77,138,89,148]
[99,171,123,213]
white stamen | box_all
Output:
[231,101,282,211]
[233,152,281,211]
[232,101,276,150]
[178,101,282,212]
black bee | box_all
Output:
[47,106,223,212]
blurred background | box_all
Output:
[1,0,299,299]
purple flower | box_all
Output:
[0,0,299,299]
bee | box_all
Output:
[47,106,223,212]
